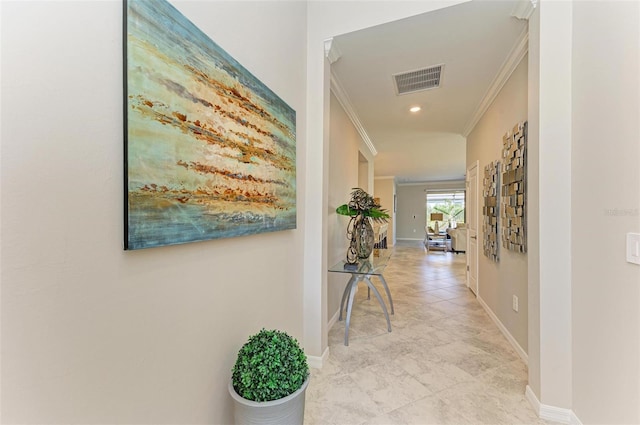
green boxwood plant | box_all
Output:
[231,329,309,402]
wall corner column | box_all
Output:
[302,37,330,362]
[529,0,573,411]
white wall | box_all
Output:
[0,1,307,423]
[571,2,640,423]
[526,4,541,399]
[395,181,465,240]
[327,92,374,324]
[466,56,528,354]
[374,177,396,245]
[533,0,574,410]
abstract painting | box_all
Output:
[501,122,527,253]
[124,0,296,250]
[483,160,500,262]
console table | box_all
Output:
[328,253,394,346]
[426,232,448,251]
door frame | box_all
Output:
[466,160,479,295]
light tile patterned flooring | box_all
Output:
[305,242,550,425]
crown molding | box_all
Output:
[330,70,378,157]
[511,0,537,20]
[462,26,529,137]
[324,38,341,65]
[397,179,465,187]
[375,176,396,181]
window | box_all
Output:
[426,191,465,230]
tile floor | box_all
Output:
[304,242,551,425]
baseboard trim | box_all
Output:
[570,411,584,425]
[477,295,528,364]
[525,386,582,425]
[307,346,329,369]
[525,386,541,415]
[309,309,341,370]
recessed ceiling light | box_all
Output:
[409,106,421,113]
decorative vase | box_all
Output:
[354,216,375,259]
[229,377,309,425]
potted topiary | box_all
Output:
[229,329,310,425]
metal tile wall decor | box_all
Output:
[483,160,500,262]
[124,0,297,250]
[501,122,527,253]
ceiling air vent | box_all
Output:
[393,64,444,95]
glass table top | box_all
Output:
[328,251,392,276]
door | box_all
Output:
[466,161,479,295]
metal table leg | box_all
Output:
[377,274,394,315]
[364,277,392,332]
[339,275,356,321]
[339,272,394,346]
[344,276,361,346]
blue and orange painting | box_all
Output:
[124,0,296,250]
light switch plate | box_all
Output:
[627,233,640,265]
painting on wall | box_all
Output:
[501,122,527,253]
[483,160,500,262]
[124,0,296,250]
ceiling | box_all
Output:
[329,0,528,184]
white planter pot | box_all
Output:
[228,377,309,425]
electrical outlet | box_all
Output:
[512,295,519,312]
[627,233,640,265]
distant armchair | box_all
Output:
[447,225,467,253]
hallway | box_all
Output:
[305,244,549,424]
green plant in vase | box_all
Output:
[229,329,310,424]
[336,188,389,263]
[231,329,309,402]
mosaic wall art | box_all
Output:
[501,122,527,253]
[483,160,500,262]
[124,0,296,250]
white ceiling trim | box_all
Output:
[511,0,537,20]
[397,179,466,187]
[324,38,342,65]
[330,70,378,157]
[462,26,529,137]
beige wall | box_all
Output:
[0,1,307,423]
[359,160,370,192]
[396,181,465,240]
[571,2,640,423]
[466,56,528,354]
[396,185,429,240]
[374,178,396,245]
[327,93,374,324]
